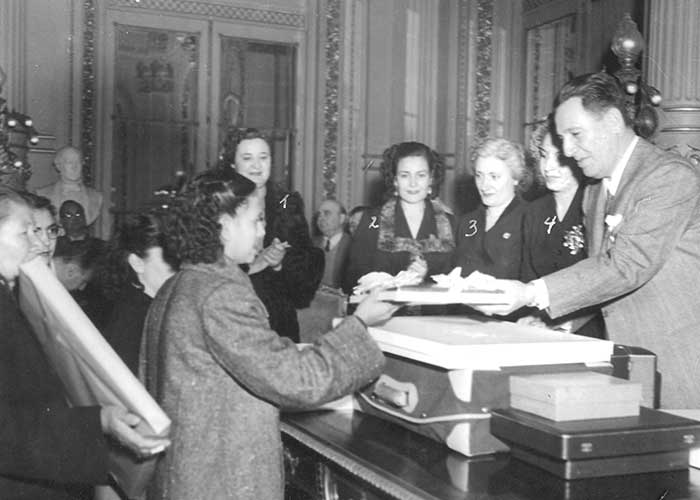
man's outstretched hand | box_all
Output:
[470,279,535,316]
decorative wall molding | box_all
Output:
[474,0,493,143]
[81,0,97,185]
[338,0,366,209]
[454,0,470,175]
[68,0,76,145]
[107,0,305,29]
[322,0,340,199]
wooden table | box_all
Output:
[282,410,700,500]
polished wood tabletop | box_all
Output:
[281,410,700,500]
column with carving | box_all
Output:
[646,0,700,163]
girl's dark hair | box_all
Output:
[100,212,180,300]
[219,127,271,167]
[379,141,445,201]
[164,167,256,264]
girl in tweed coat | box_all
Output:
[141,168,397,499]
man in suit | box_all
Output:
[478,72,700,409]
[314,199,351,289]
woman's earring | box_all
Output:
[428,186,433,195]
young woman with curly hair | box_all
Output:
[140,167,397,500]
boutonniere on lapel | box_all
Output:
[562,224,585,255]
[604,213,624,243]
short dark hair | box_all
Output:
[555,72,632,127]
[527,115,583,189]
[163,167,256,264]
[219,127,272,167]
[99,212,179,300]
[379,141,445,200]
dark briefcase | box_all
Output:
[490,407,700,479]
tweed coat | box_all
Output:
[0,283,109,499]
[141,259,385,500]
[543,138,700,408]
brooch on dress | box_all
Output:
[562,225,585,255]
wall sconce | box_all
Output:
[610,13,662,139]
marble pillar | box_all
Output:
[646,0,700,164]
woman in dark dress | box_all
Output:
[343,141,455,294]
[100,213,178,373]
[452,137,531,279]
[0,186,169,499]
[223,128,324,342]
[521,118,604,337]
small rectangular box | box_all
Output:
[510,371,642,421]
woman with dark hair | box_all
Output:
[520,117,603,337]
[452,137,531,279]
[100,213,178,372]
[141,167,396,499]
[0,186,169,499]
[521,116,586,281]
[343,141,455,293]
[222,128,323,342]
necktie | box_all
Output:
[324,239,330,252]
[605,188,615,214]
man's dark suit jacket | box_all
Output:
[313,232,351,289]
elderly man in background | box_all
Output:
[478,72,700,409]
[37,146,103,227]
[314,198,351,290]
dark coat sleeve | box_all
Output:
[0,404,109,485]
[342,209,380,294]
[265,189,324,308]
[0,288,109,490]
[520,207,537,282]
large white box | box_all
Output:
[357,316,615,456]
[367,316,614,371]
